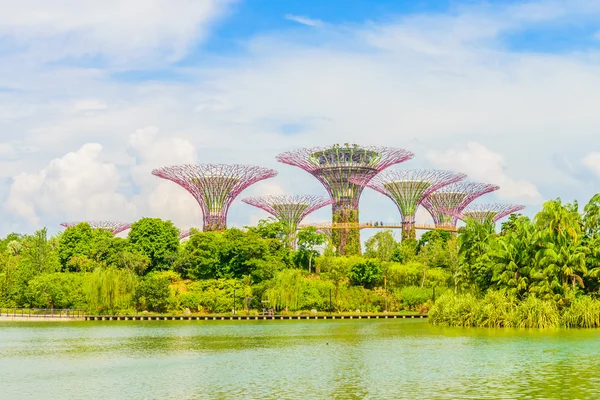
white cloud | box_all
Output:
[583,152,600,177]
[0,0,231,64]
[428,142,542,204]
[127,126,203,229]
[5,143,134,225]
[4,0,600,233]
[284,14,323,27]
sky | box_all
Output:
[1,0,600,239]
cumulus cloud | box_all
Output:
[427,142,542,204]
[5,143,135,225]
[5,0,600,233]
[127,126,203,229]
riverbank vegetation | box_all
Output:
[1,194,600,327]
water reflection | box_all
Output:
[1,320,600,399]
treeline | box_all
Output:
[430,194,600,328]
[3,194,600,326]
[0,217,453,315]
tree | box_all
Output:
[456,219,495,292]
[348,258,383,289]
[136,272,172,312]
[21,228,60,276]
[296,227,325,273]
[364,230,397,262]
[246,218,289,241]
[176,232,224,279]
[58,223,94,268]
[128,218,180,272]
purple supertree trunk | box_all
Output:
[152,164,277,231]
[448,203,525,224]
[421,182,499,229]
[60,221,132,235]
[276,144,413,255]
[242,194,334,248]
[351,169,466,240]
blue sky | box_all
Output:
[1,0,600,238]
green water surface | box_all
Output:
[1,320,599,399]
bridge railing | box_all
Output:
[0,308,85,318]
[297,222,457,232]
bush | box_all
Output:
[264,270,334,312]
[563,296,600,328]
[477,291,516,328]
[177,279,240,314]
[428,292,479,327]
[348,259,382,288]
[396,286,432,310]
[386,262,421,289]
[429,292,560,328]
[511,296,560,328]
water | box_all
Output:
[1,320,600,399]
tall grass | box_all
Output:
[563,296,600,328]
[477,291,516,328]
[511,296,560,328]
[428,292,479,327]
[429,291,561,328]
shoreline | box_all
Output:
[0,313,428,322]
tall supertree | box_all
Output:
[276,144,413,255]
[448,203,525,224]
[351,169,466,240]
[152,164,278,231]
[60,221,131,235]
[421,182,499,229]
[242,194,334,248]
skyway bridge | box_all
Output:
[297,222,457,232]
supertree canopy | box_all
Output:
[449,203,525,224]
[351,169,466,240]
[242,194,334,248]
[421,182,499,229]
[152,164,278,231]
[60,221,131,235]
[276,144,413,255]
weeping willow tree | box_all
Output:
[264,270,305,311]
[84,267,138,314]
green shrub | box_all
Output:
[386,262,421,289]
[511,296,560,328]
[396,286,431,310]
[424,268,450,288]
[563,296,600,328]
[178,279,240,313]
[336,286,383,312]
[348,259,382,289]
[428,292,479,326]
[477,291,516,328]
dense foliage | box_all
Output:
[2,195,600,328]
[429,195,600,328]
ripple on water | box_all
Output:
[1,320,600,399]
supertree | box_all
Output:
[421,182,499,229]
[448,203,525,224]
[60,221,131,235]
[276,144,413,255]
[351,169,466,240]
[242,194,334,248]
[152,164,278,231]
